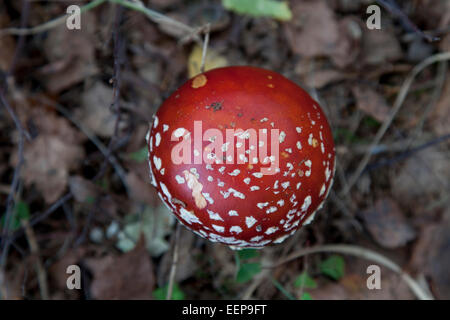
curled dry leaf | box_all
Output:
[285,0,360,68]
[411,212,450,299]
[41,11,98,93]
[0,10,16,71]
[76,82,126,138]
[125,170,158,206]
[68,175,101,203]
[430,78,450,136]
[391,146,450,204]
[303,69,349,89]
[358,197,416,249]
[85,238,155,300]
[360,26,402,66]
[309,272,414,300]
[157,227,198,285]
[10,101,85,204]
[285,0,339,58]
[351,85,390,123]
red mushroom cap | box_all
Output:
[147,66,335,248]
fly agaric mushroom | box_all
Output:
[147,66,335,248]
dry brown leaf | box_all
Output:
[75,82,126,138]
[285,0,339,59]
[358,198,416,249]
[411,212,450,299]
[48,247,87,299]
[41,11,98,92]
[391,146,450,204]
[21,136,84,203]
[68,175,101,203]
[331,17,362,68]
[10,101,85,204]
[85,238,155,299]
[0,9,16,71]
[304,69,348,89]
[125,170,157,206]
[157,228,197,285]
[352,85,390,122]
[361,27,402,66]
[285,1,359,68]
[309,272,414,300]
[430,78,450,136]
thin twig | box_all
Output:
[271,277,295,300]
[0,89,31,283]
[200,24,211,74]
[0,0,107,36]
[264,244,434,300]
[22,219,49,300]
[406,60,448,146]
[0,0,199,43]
[365,133,450,172]
[35,96,130,195]
[376,0,440,42]
[341,52,450,196]
[93,4,126,185]
[166,222,181,300]
[109,0,197,37]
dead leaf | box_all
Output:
[285,0,339,59]
[157,227,197,285]
[75,82,126,137]
[0,10,16,71]
[85,238,155,299]
[391,146,450,204]
[361,27,402,66]
[304,69,349,89]
[40,11,98,92]
[331,17,362,68]
[49,247,86,297]
[69,175,101,203]
[352,85,390,122]
[309,272,415,300]
[358,197,416,249]
[125,170,157,206]
[10,101,85,204]
[411,212,450,299]
[430,78,450,136]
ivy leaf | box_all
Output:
[299,292,313,300]
[238,249,260,260]
[236,262,261,283]
[222,0,292,21]
[153,283,185,300]
[319,255,345,280]
[1,201,30,231]
[294,272,317,289]
[128,147,148,163]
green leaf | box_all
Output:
[128,147,148,163]
[299,292,313,300]
[153,283,185,300]
[1,201,30,231]
[363,116,381,128]
[333,128,360,143]
[222,0,292,21]
[319,255,345,280]
[236,262,261,283]
[238,249,260,260]
[294,272,317,289]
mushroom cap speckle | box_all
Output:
[147,66,335,248]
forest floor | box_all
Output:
[0,0,449,300]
